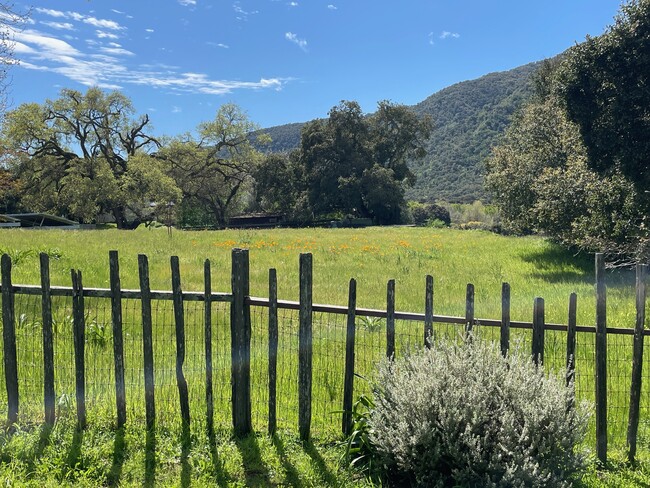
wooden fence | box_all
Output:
[0,250,648,464]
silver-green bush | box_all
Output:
[369,340,589,487]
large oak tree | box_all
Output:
[1,87,180,228]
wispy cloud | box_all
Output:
[289,2,299,6]
[145,28,154,33]
[207,41,229,49]
[428,32,434,45]
[285,32,307,52]
[34,8,67,18]
[11,26,290,95]
[178,0,197,5]
[41,21,75,31]
[327,4,337,10]
[96,30,120,39]
[233,2,258,21]
[439,31,460,40]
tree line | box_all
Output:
[0,92,432,229]
[485,0,650,264]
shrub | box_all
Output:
[368,339,589,487]
[409,202,451,227]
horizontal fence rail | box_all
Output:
[0,250,648,465]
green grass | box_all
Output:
[0,226,648,486]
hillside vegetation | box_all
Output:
[261,62,538,203]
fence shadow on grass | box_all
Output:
[144,429,156,488]
[234,434,272,487]
[107,427,125,486]
[271,434,303,487]
[66,429,83,473]
[207,429,230,487]
[520,246,595,285]
[303,439,338,486]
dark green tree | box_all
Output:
[554,0,650,194]
[299,100,432,224]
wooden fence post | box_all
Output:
[138,254,156,431]
[465,283,475,339]
[171,256,190,428]
[71,269,86,429]
[501,283,510,357]
[231,249,252,436]
[566,293,577,388]
[2,254,18,426]
[595,253,607,464]
[268,268,278,436]
[109,251,127,428]
[299,253,313,441]
[342,278,357,436]
[532,297,545,366]
[40,253,55,426]
[424,275,433,348]
[627,264,647,463]
[204,259,214,434]
[386,280,395,359]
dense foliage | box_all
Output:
[255,100,432,224]
[260,63,537,203]
[0,88,179,228]
[486,0,650,263]
[369,340,589,487]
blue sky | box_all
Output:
[8,0,622,137]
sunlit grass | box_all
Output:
[0,226,647,486]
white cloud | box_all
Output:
[111,9,125,15]
[327,4,337,10]
[439,31,460,40]
[34,8,67,18]
[11,26,290,96]
[233,2,258,21]
[145,28,154,33]
[289,2,299,6]
[83,16,123,30]
[285,32,307,52]
[178,0,197,5]
[172,106,182,113]
[428,32,434,45]
[42,21,75,31]
[96,30,120,39]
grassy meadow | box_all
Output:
[0,225,648,486]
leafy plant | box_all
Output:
[0,248,35,266]
[358,316,384,333]
[369,339,590,487]
[340,392,379,478]
[86,318,109,350]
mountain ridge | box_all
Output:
[260,61,540,203]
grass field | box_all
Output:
[0,226,649,486]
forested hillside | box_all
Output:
[260,61,538,203]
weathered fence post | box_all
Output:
[71,269,86,429]
[501,283,510,357]
[532,297,545,366]
[171,256,190,428]
[268,268,278,436]
[2,254,18,426]
[595,253,607,464]
[138,254,156,431]
[386,280,395,359]
[204,259,214,434]
[424,275,434,348]
[566,293,577,388]
[298,253,313,441]
[109,251,127,428]
[627,264,647,463]
[465,283,475,339]
[342,278,357,436]
[40,253,55,426]
[231,249,252,436]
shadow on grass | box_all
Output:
[180,422,191,488]
[234,433,272,487]
[65,428,83,472]
[519,246,594,285]
[107,427,126,487]
[271,433,303,487]
[520,246,637,287]
[207,428,230,487]
[144,428,156,488]
[303,439,338,486]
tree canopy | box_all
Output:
[486,0,650,263]
[1,87,179,228]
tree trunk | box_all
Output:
[112,207,141,230]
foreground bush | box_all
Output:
[369,340,589,487]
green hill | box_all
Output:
[260,61,539,203]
